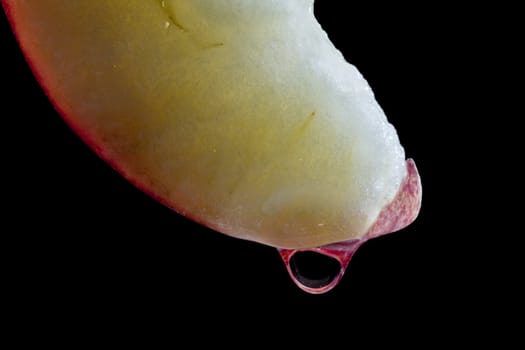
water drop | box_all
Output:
[277,239,362,294]
[289,251,340,289]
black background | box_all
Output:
[1,1,506,339]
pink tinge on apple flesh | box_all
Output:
[278,158,422,294]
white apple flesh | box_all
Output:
[2,0,421,293]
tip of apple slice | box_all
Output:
[278,158,422,294]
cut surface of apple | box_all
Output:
[3,0,421,292]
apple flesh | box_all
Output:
[3,0,421,293]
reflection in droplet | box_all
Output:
[289,251,340,289]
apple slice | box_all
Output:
[2,0,421,293]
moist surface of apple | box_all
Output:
[3,0,417,250]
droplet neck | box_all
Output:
[278,239,363,294]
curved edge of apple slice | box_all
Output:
[1,1,202,223]
[278,158,422,294]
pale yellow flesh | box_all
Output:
[6,0,406,248]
